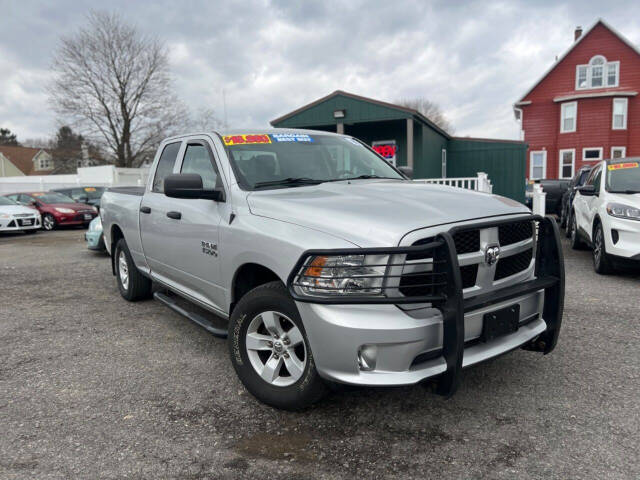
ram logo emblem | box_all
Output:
[484,244,500,266]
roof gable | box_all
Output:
[0,146,51,175]
[271,90,450,138]
[516,19,640,104]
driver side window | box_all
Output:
[180,143,220,190]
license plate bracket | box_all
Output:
[482,304,520,342]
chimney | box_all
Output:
[574,26,583,41]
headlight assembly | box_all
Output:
[292,254,388,297]
[55,207,75,214]
[0,213,11,219]
[606,203,640,221]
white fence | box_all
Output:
[414,172,493,193]
[0,165,149,194]
[531,183,546,216]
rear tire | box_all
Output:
[228,281,327,410]
[42,214,56,231]
[114,238,152,301]
[570,213,585,250]
[593,222,614,274]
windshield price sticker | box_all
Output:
[270,133,314,143]
[608,162,639,171]
[223,134,272,146]
[84,187,97,192]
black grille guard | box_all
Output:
[287,215,565,397]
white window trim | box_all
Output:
[582,147,603,162]
[558,148,575,179]
[529,150,547,180]
[612,97,628,130]
[575,57,620,90]
[560,101,577,133]
[611,146,626,159]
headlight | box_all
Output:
[90,217,103,232]
[91,206,98,213]
[55,208,75,214]
[0,213,11,219]
[606,203,640,221]
[292,254,388,296]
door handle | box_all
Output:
[140,206,151,214]
[167,211,182,220]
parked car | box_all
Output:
[4,191,98,231]
[101,129,564,410]
[525,179,571,215]
[84,215,105,251]
[559,166,593,233]
[0,195,41,234]
[53,186,106,210]
[570,158,640,273]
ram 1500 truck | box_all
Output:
[101,129,565,410]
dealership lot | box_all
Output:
[1,230,639,479]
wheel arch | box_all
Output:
[231,263,282,314]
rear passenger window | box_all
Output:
[152,142,181,193]
[181,144,219,190]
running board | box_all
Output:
[153,291,228,339]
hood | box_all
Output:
[45,202,93,211]
[0,204,39,216]
[247,180,530,247]
[607,191,640,207]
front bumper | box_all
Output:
[57,212,97,225]
[85,231,105,250]
[604,215,640,260]
[289,216,564,396]
[0,216,40,231]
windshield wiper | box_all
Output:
[253,177,325,188]
[339,174,403,181]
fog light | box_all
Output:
[357,345,377,371]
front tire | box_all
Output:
[593,222,614,274]
[114,238,152,301]
[228,281,327,410]
[42,214,56,231]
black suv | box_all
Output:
[525,179,571,216]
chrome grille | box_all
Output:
[399,217,536,298]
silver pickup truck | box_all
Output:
[101,129,565,410]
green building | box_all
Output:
[271,90,527,202]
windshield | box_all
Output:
[222,133,404,189]
[32,192,76,204]
[0,196,17,206]
[606,161,640,193]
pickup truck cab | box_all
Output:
[101,129,564,409]
[570,158,640,273]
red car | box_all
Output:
[4,191,98,231]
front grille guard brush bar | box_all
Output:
[287,215,565,397]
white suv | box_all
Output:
[570,159,640,273]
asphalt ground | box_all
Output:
[1,228,639,479]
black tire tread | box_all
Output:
[115,238,152,301]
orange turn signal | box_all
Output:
[304,256,327,277]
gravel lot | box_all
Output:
[1,228,639,479]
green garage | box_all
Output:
[271,90,527,203]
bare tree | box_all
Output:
[49,11,187,167]
[188,107,225,132]
[396,97,455,134]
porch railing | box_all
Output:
[414,172,493,193]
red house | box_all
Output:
[515,19,640,180]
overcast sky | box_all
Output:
[1,0,640,142]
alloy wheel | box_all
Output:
[43,215,54,230]
[594,227,603,266]
[118,250,129,290]
[245,310,307,387]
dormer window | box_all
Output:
[576,55,619,90]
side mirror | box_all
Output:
[164,173,225,201]
[578,185,596,196]
[397,166,413,179]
